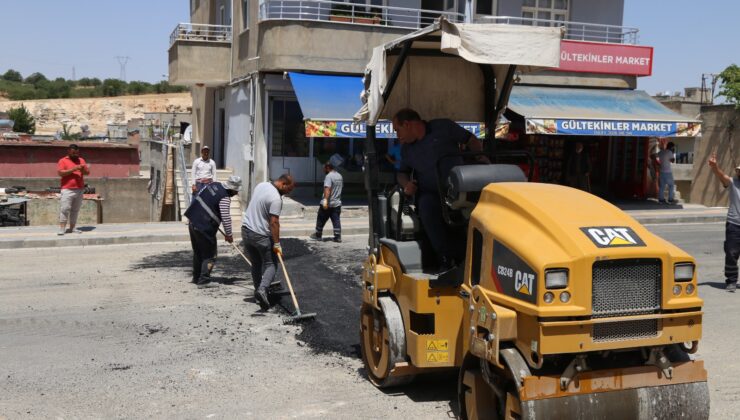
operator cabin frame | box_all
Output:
[355,18,563,253]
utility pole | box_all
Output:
[700,73,719,105]
[115,56,131,81]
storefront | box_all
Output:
[503,86,701,200]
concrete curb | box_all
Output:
[0,225,370,250]
[0,214,726,250]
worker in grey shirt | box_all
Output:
[310,162,344,242]
[708,152,740,292]
[242,174,295,309]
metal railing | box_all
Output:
[169,23,232,47]
[475,16,639,44]
[259,0,465,29]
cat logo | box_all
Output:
[580,227,646,248]
[514,270,535,295]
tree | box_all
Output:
[718,64,740,108]
[128,80,152,95]
[2,69,22,83]
[7,104,36,134]
[101,78,127,97]
[23,72,48,87]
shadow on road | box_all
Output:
[698,281,729,290]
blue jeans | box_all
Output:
[725,222,740,284]
[658,171,675,202]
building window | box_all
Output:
[522,0,568,26]
[270,98,308,157]
[242,0,249,30]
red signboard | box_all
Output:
[556,40,653,76]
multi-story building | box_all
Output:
[169,0,698,202]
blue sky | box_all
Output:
[0,0,189,83]
[0,0,737,96]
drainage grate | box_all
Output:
[593,319,659,342]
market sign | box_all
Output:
[305,120,487,139]
[556,40,653,76]
[525,119,701,137]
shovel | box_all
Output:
[277,252,317,323]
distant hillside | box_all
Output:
[0,93,192,135]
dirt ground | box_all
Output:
[0,224,737,419]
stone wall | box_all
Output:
[0,177,151,224]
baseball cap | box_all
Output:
[201,145,210,150]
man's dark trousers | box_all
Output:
[242,226,278,291]
[189,224,217,281]
[725,222,740,284]
[315,206,341,240]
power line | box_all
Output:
[115,56,131,81]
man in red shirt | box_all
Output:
[57,144,90,235]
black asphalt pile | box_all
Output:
[128,237,365,358]
[276,238,364,357]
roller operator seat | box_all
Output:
[445,164,527,218]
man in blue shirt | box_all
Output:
[392,108,487,272]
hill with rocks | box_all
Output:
[0,93,192,135]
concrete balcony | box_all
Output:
[475,16,639,44]
[259,0,464,30]
[168,23,232,86]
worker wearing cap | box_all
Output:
[184,175,242,285]
[310,161,344,242]
[708,152,740,292]
[191,145,217,195]
[242,174,295,310]
[57,144,90,235]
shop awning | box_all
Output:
[289,72,363,121]
[508,86,701,137]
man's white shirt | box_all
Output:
[192,157,217,182]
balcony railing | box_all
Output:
[169,23,232,48]
[259,0,464,30]
[475,16,639,44]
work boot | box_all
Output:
[196,275,211,286]
[255,288,270,310]
[309,232,322,241]
[727,282,737,293]
[333,235,342,243]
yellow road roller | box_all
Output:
[355,18,709,419]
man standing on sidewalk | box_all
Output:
[708,152,740,292]
[656,139,676,204]
[57,144,89,235]
[184,175,242,285]
[310,162,344,242]
[242,174,295,310]
[191,145,217,195]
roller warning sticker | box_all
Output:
[426,339,449,351]
[426,352,449,363]
[426,339,449,363]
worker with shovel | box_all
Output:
[184,175,242,285]
[241,174,295,310]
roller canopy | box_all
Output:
[354,18,563,125]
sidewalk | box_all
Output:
[0,203,728,250]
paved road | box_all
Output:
[0,222,736,418]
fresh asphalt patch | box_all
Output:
[128,236,365,358]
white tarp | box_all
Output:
[354,18,563,125]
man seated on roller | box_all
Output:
[392,108,488,273]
